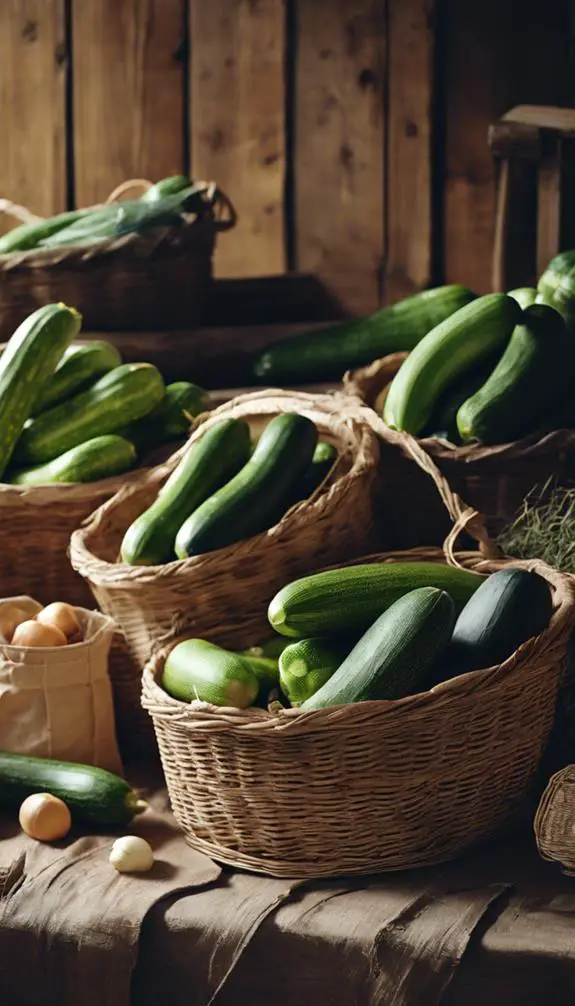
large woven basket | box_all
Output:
[343,354,575,545]
[70,391,380,750]
[141,438,575,877]
[534,765,575,873]
[0,179,235,339]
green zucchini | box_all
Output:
[268,561,482,639]
[142,175,192,202]
[240,653,280,705]
[120,418,251,566]
[174,413,318,559]
[243,637,291,661]
[0,304,82,479]
[8,435,136,486]
[162,639,258,708]
[383,294,521,435]
[422,351,502,443]
[537,250,575,329]
[117,381,207,456]
[0,208,94,254]
[14,362,165,466]
[0,750,147,825]
[507,287,537,310]
[436,567,552,680]
[33,340,122,414]
[457,303,575,444]
[279,637,351,706]
[251,285,476,384]
[301,587,455,709]
[39,204,124,248]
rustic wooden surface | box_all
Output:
[72,0,185,206]
[293,0,386,315]
[190,0,286,278]
[0,0,67,221]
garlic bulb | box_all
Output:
[109,835,154,873]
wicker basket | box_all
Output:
[0,179,235,339]
[534,765,575,873]
[343,354,575,545]
[70,391,380,750]
[141,435,575,877]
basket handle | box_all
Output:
[105,179,153,203]
[388,429,504,567]
[0,198,44,226]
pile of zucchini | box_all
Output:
[159,562,552,711]
[0,303,206,486]
[252,252,575,448]
[120,414,338,565]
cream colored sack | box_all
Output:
[0,596,122,774]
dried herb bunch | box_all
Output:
[497,479,575,573]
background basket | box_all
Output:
[534,765,575,873]
[0,179,235,339]
[141,438,575,877]
[70,390,380,753]
[343,354,575,546]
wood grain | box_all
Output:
[0,0,67,222]
[385,0,435,303]
[189,0,286,278]
[294,0,386,316]
[72,0,185,207]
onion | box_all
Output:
[0,604,31,643]
[36,602,82,643]
[11,620,68,647]
[109,835,154,873]
[19,793,72,841]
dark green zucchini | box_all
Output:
[117,381,207,456]
[7,435,136,486]
[33,340,122,414]
[422,351,503,443]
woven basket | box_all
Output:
[534,765,575,873]
[0,179,235,339]
[141,437,575,877]
[70,391,380,750]
[343,354,575,545]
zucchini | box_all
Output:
[117,381,207,456]
[33,340,122,414]
[175,413,318,559]
[383,294,521,435]
[8,435,136,486]
[457,304,575,445]
[241,653,280,705]
[0,303,82,479]
[142,175,192,202]
[162,639,258,709]
[422,351,502,443]
[39,204,124,248]
[268,561,482,639]
[507,287,537,310]
[537,250,575,329]
[279,637,351,706]
[301,587,455,709]
[0,750,147,825]
[243,637,291,661]
[0,208,93,254]
[438,567,552,677]
[14,362,165,466]
[120,418,251,566]
[251,285,476,384]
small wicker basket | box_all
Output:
[0,179,235,339]
[140,434,575,878]
[534,765,575,873]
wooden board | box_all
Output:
[294,0,386,316]
[385,0,435,303]
[189,0,286,278]
[0,0,67,222]
[72,0,185,207]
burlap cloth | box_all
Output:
[2,777,575,1005]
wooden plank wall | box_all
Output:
[0,0,574,312]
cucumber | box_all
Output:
[0,750,147,825]
[8,435,136,486]
[268,561,482,639]
[383,294,521,435]
[507,287,537,310]
[301,587,455,709]
[0,208,94,254]
[251,285,476,384]
[14,362,165,466]
[33,340,122,414]
[162,639,258,708]
[422,351,503,443]
[117,381,207,456]
[120,418,251,566]
[175,413,318,559]
[142,175,192,202]
[0,303,82,479]
[436,567,552,679]
[284,440,339,509]
[457,304,575,445]
[279,637,351,706]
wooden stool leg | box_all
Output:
[492,158,511,292]
[537,138,562,276]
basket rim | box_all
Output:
[69,390,379,584]
[141,549,575,736]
